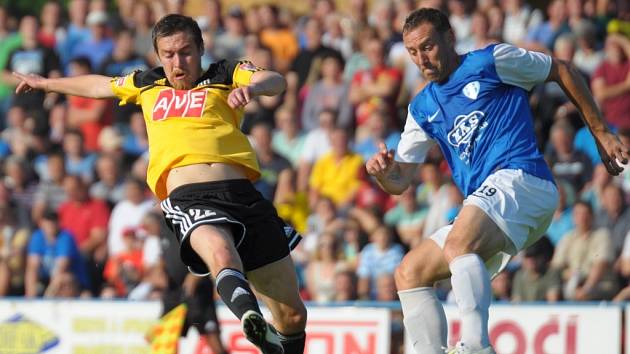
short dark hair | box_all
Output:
[403,8,452,35]
[152,14,204,53]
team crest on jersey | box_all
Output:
[115,76,125,86]
[462,81,480,100]
[447,110,488,162]
[152,89,206,121]
[239,62,260,72]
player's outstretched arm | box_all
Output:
[547,58,630,175]
[13,72,115,99]
[365,142,418,195]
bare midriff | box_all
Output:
[166,162,249,195]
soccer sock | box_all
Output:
[278,330,306,354]
[398,287,447,354]
[216,268,261,320]
[449,254,491,350]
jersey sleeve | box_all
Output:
[394,110,436,163]
[110,71,142,105]
[232,60,264,88]
[493,43,552,91]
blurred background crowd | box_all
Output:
[0,0,629,307]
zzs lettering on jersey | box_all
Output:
[152,89,207,121]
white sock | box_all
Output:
[449,254,491,350]
[398,287,447,354]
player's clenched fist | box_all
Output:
[366,142,396,178]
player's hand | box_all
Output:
[227,86,252,108]
[12,72,47,94]
[366,142,396,178]
[595,131,630,176]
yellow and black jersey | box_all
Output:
[110,60,264,200]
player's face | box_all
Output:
[403,22,456,83]
[156,31,202,90]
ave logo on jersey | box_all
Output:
[152,89,207,121]
[462,81,480,100]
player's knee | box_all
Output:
[395,258,429,290]
[276,303,307,334]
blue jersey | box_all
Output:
[396,43,555,196]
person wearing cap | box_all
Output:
[72,10,114,70]
[13,14,306,354]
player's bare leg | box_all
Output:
[190,225,283,354]
[248,255,308,354]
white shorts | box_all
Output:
[430,169,559,277]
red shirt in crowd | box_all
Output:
[58,198,110,248]
[592,60,630,129]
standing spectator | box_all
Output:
[547,120,593,192]
[4,15,61,135]
[89,154,125,206]
[301,53,352,132]
[72,11,114,70]
[523,0,571,53]
[349,36,402,135]
[309,127,363,210]
[249,122,293,202]
[288,17,342,92]
[37,1,65,49]
[213,6,246,61]
[99,28,149,129]
[356,225,404,300]
[66,58,111,153]
[595,183,630,253]
[56,0,90,69]
[512,237,561,302]
[591,34,630,130]
[551,201,618,300]
[31,151,67,223]
[58,175,110,295]
[25,210,90,297]
[501,0,543,45]
[107,178,153,258]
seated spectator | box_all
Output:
[213,6,246,60]
[591,34,630,130]
[89,153,126,206]
[522,0,570,53]
[551,201,618,300]
[58,175,110,295]
[301,53,352,131]
[546,181,575,245]
[249,122,293,201]
[31,151,67,224]
[66,57,111,153]
[259,4,298,73]
[501,0,543,45]
[613,229,630,301]
[512,237,561,302]
[296,108,335,192]
[3,155,37,227]
[384,185,426,248]
[0,205,29,296]
[103,227,143,297]
[107,177,153,258]
[333,268,359,302]
[491,271,512,301]
[25,210,90,297]
[374,273,398,302]
[309,127,363,210]
[72,11,113,70]
[354,105,401,162]
[546,120,592,193]
[455,11,497,54]
[62,129,97,182]
[305,231,347,303]
[595,183,630,254]
[272,106,306,168]
[340,217,367,271]
[357,225,404,300]
[572,19,604,77]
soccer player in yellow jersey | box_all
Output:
[14,14,306,354]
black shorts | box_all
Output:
[162,280,219,336]
[160,179,301,275]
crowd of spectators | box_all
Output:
[0,0,629,307]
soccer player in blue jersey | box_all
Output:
[366,8,629,354]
